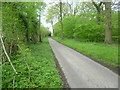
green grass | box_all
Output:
[53,37,119,67]
[2,38,63,88]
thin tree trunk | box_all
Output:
[104,1,112,44]
[60,0,64,39]
[0,37,18,74]
[26,29,29,42]
[51,20,54,35]
[39,13,42,42]
[97,11,101,25]
[13,74,16,88]
[92,0,102,25]
[9,40,13,56]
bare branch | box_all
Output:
[91,0,99,9]
[0,36,18,74]
[99,2,103,7]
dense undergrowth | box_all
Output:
[53,37,119,67]
[2,38,63,88]
[53,12,118,43]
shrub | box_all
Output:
[73,24,105,42]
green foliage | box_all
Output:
[2,3,59,88]
[54,22,62,37]
[54,15,104,42]
[2,38,63,88]
[111,11,119,42]
[2,2,25,41]
[52,1,118,43]
[2,2,47,56]
[54,9,118,43]
[41,25,51,39]
[74,23,104,42]
[62,16,76,38]
[53,37,119,67]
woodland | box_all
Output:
[1,0,119,88]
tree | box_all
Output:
[46,9,54,34]
[2,2,46,56]
[38,2,46,42]
[91,0,103,25]
[104,1,112,44]
[59,0,64,38]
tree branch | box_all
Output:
[99,2,103,7]
[0,36,18,74]
[91,0,99,9]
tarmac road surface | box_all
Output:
[48,38,119,88]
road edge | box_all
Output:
[48,38,70,88]
[52,51,70,88]
[52,38,120,76]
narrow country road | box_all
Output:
[48,38,119,88]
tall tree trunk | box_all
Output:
[26,29,29,42]
[104,1,112,44]
[39,13,42,42]
[51,20,54,35]
[60,0,64,39]
[92,0,102,25]
[97,10,101,25]
[9,40,13,56]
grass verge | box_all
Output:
[53,37,119,68]
[2,38,63,88]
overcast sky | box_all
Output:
[41,0,52,33]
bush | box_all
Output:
[54,22,62,37]
[54,15,105,42]
[62,16,76,38]
[2,39,63,88]
[73,24,105,42]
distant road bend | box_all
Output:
[48,38,119,88]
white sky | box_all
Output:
[41,1,53,33]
